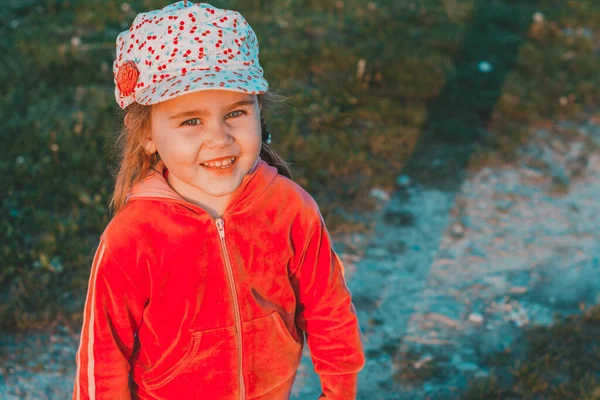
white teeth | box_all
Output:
[203,157,236,168]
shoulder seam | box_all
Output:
[99,237,149,301]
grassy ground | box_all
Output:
[1,0,599,386]
[461,305,600,399]
[381,306,600,398]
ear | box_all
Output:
[125,112,157,155]
[142,130,157,155]
[124,112,133,130]
[143,137,157,155]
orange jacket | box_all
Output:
[72,158,365,399]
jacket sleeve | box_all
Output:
[289,210,366,399]
[72,238,148,400]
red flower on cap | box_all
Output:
[117,61,140,97]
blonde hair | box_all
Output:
[108,91,292,215]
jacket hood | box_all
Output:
[125,157,278,214]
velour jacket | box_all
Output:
[72,158,365,400]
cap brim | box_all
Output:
[134,66,268,106]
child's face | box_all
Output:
[146,89,262,203]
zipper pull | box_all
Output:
[215,218,225,240]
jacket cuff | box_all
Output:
[318,373,358,399]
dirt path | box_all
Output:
[293,118,600,399]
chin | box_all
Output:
[201,180,242,197]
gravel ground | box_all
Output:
[2,119,600,399]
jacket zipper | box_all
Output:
[215,218,246,400]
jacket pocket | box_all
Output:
[243,312,303,398]
[139,326,238,397]
[141,331,203,390]
[271,312,302,353]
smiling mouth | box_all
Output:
[201,157,237,169]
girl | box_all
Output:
[72,2,365,399]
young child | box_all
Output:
[72,2,365,399]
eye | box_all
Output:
[226,110,247,119]
[181,118,201,126]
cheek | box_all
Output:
[156,133,201,163]
[241,130,262,155]
[151,119,195,160]
[240,121,262,148]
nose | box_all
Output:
[204,121,233,149]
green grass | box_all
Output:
[1,0,599,339]
[461,305,600,400]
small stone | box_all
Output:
[451,222,465,238]
[414,355,433,369]
[468,313,484,324]
[356,59,366,81]
[521,166,544,179]
[478,61,492,73]
[508,308,529,327]
[396,174,411,188]
[370,188,390,202]
[508,286,528,295]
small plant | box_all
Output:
[461,306,600,399]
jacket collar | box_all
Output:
[126,157,278,215]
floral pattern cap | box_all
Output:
[113,1,269,109]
